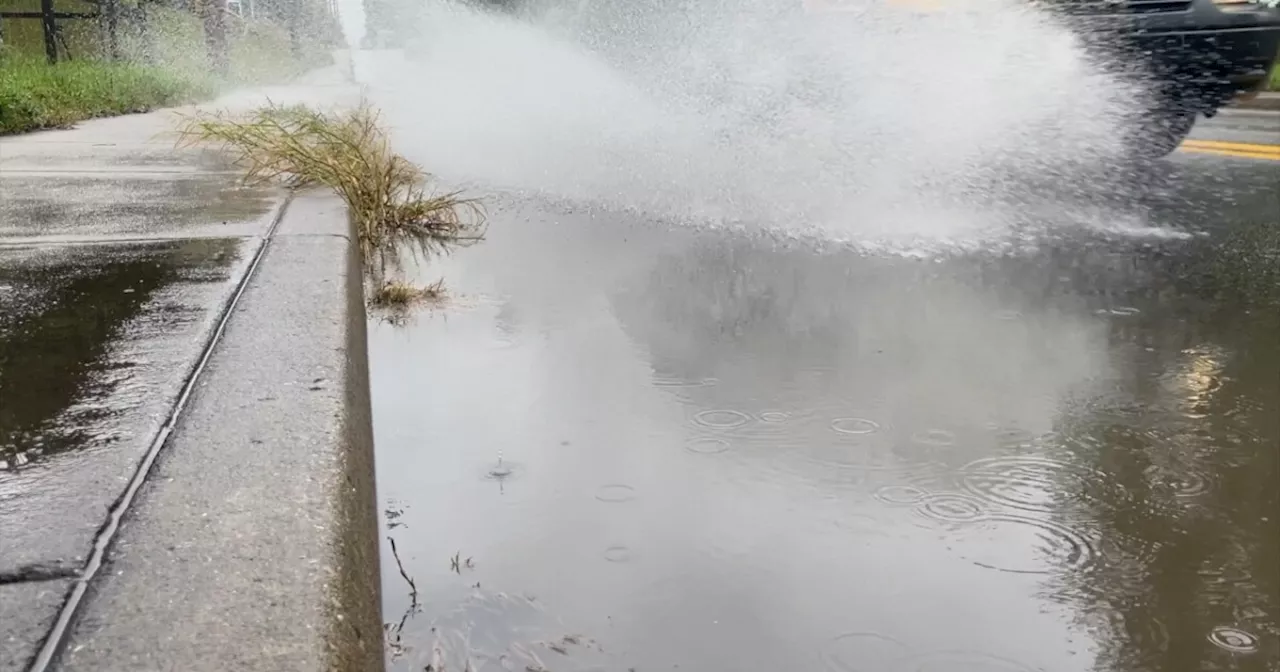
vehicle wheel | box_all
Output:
[1124,104,1199,162]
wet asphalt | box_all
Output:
[369,112,1279,671]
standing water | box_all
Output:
[357,1,1280,670]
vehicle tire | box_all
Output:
[1124,101,1199,162]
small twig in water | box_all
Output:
[388,536,418,609]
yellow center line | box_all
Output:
[1179,139,1280,161]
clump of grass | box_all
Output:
[174,101,485,285]
[0,55,213,135]
[370,279,447,308]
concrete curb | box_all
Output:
[43,193,383,671]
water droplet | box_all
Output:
[874,485,929,506]
[916,493,985,523]
[954,515,1096,574]
[1207,626,1259,654]
[831,417,880,435]
[961,456,1111,514]
[910,429,957,447]
[693,409,751,429]
[481,460,524,481]
[603,546,633,563]
[685,437,730,455]
[820,632,910,672]
[595,484,637,503]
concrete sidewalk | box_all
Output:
[0,65,381,671]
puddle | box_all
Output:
[367,114,1280,672]
[0,238,252,571]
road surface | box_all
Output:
[368,105,1280,672]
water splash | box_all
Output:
[359,0,1143,250]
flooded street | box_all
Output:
[368,154,1279,671]
[354,2,1279,668]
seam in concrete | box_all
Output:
[25,194,295,672]
[275,232,353,241]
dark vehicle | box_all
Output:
[806,0,1280,159]
[1057,0,1279,158]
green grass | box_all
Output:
[0,54,215,135]
[175,102,485,285]
[1269,62,1280,91]
[0,4,340,135]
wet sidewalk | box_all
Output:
[1,61,380,672]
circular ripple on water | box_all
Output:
[821,632,911,672]
[603,546,633,563]
[685,437,731,455]
[874,485,929,506]
[916,493,986,523]
[894,650,1038,672]
[758,411,790,423]
[1207,626,1260,654]
[911,429,957,447]
[595,484,638,503]
[1143,464,1210,498]
[960,456,1108,514]
[954,515,1097,575]
[831,418,881,435]
[694,409,752,429]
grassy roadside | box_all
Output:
[0,7,341,135]
[176,102,486,311]
[0,53,215,135]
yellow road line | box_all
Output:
[1179,139,1280,160]
[1179,146,1280,161]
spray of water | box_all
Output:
[354,0,1151,252]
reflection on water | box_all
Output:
[0,239,244,467]
[369,165,1279,671]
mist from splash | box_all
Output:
[355,0,1151,251]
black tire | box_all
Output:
[1123,98,1200,162]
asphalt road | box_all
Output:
[368,108,1279,672]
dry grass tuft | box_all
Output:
[174,101,485,283]
[370,278,448,308]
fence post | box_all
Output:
[194,0,229,75]
[41,0,58,63]
[107,0,120,60]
